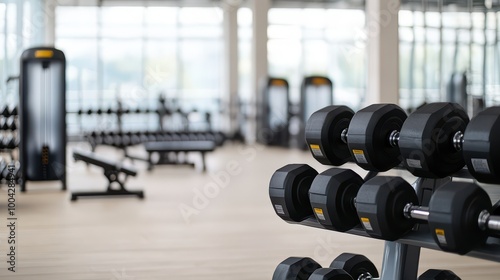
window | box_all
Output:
[268,7,366,109]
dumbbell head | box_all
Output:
[309,168,364,232]
[308,268,353,280]
[330,253,379,279]
[355,176,419,240]
[9,106,17,116]
[272,257,321,280]
[428,182,491,255]
[305,106,354,166]
[269,164,318,222]
[418,269,461,280]
[399,103,469,178]
[347,104,407,172]
[1,106,10,117]
[462,106,500,184]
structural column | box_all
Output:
[250,0,270,143]
[223,0,239,135]
[365,0,400,105]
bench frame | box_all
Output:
[71,151,144,201]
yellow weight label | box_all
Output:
[352,149,368,164]
[360,217,373,231]
[352,150,364,155]
[35,50,54,58]
[310,144,323,157]
[314,208,325,220]
[435,229,445,236]
[314,208,323,215]
[435,228,447,245]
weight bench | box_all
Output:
[71,150,144,201]
[143,141,215,172]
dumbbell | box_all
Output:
[1,106,10,117]
[272,257,322,280]
[272,257,355,280]
[9,106,17,116]
[305,104,407,171]
[0,118,8,130]
[7,117,16,131]
[269,164,318,222]
[356,176,499,254]
[418,269,461,280]
[330,253,379,280]
[309,168,364,232]
[2,136,16,149]
[273,254,379,280]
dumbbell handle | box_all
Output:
[340,128,401,148]
[404,204,500,233]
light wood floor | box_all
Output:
[0,143,498,279]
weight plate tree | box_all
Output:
[19,47,66,192]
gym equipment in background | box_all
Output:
[19,47,66,192]
[258,77,291,147]
[71,150,144,200]
[298,76,333,149]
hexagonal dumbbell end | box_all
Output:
[308,268,353,280]
[355,176,418,240]
[269,164,318,222]
[330,253,379,280]
[272,257,322,280]
[418,269,461,280]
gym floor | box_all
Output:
[0,144,499,279]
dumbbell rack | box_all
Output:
[0,106,19,161]
[287,168,500,280]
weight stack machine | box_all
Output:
[19,47,66,192]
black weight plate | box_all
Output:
[309,168,364,232]
[355,176,418,241]
[428,182,491,255]
[309,268,353,280]
[347,104,407,172]
[269,164,318,222]
[399,103,469,178]
[463,106,500,184]
[305,106,354,166]
[330,253,379,279]
[272,257,322,280]
[418,269,461,280]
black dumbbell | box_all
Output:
[356,176,498,254]
[9,106,17,116]
[2,136,16,149]
[308,269,353,280]
[1,106,10,117]
[460,106,500,183]
[418,269,461,280]
[309,168,364,232]
[0,118,7,130]
[330,253,379,280]
[355,176,420,241]
[6,117,16,131]
[272,257,322,280]
[306,104,407,171]
[269,164,318,222]
[398,102,469,178]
